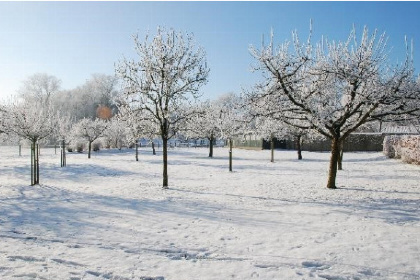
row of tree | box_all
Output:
[0,72,121,184]
[1,25,419,189]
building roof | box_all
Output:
[381,125,420,135]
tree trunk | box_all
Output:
[270,133,274,163]
[31,141,39,185]
[61,140,66,167]
[296,135,302,160]
[327,137,340,189]
[229,138,233,172]
[31,141,34,185]
[61,143,63,167]
[135,143,139,161]
[152,142,156,155]
[88,140,92,159]
[36,144,39,184]
[337,140,344,170]
[63,141,66,167]
[162,137,169,189]
[209,133,214,158]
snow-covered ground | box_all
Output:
[0,146,419,280]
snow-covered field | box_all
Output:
[0,146,419,280]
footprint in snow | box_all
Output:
[302,261,330,270]
[51,258,85,267]
[8,255,45,262]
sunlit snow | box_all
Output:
[1,146,419,279]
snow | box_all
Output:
[1,146,419,280]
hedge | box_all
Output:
[383,135,420,165]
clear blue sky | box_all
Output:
[1,1,420,101]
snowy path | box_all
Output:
[1,146,419,279]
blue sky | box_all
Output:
[1,1,420,101]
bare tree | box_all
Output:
[116,27,209,188]
[250,26,419,189]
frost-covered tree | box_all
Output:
[54,113,74,167]
[6,100,56,185]
[0,104,6,136]
[4,74,59,184]
[285,124,324,161]
[217,93,246,171]
[116,27,209,188]
[184,100,222,157]
[250,26,419,189]
[103,118,127,150]
[0,105,20,146]
[255,116,287,162]
[71,118,108,159]
[117,103,158,160]
[376,75,420,132]
[18,73,61,102]
[86,74,119,110]
[52,74,119,121]
[246,85,314,161]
